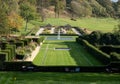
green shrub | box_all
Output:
[24,46,32,53]
[16,47,25,55]
[29,42,37,50]
[15,41,24,48]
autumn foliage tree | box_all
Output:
[8,12,23,32]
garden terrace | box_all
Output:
[33,36,103,66]
[0,36,45,63]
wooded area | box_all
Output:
[0,0,120,35]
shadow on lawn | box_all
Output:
[63,41,103,66]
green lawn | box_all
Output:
[33,36,102,66]
[0,72,120,84]
[43,18,119,32]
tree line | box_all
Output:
[35,0,120,18]
[0,0,38,36]
[80,25,120,46]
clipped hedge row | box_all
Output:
[6,45,16,60]
[1,50,11,61]
[76,38,110,64]
[0,44,16,61]
[39,34,78,36]
[111,52,120,62]
[0,52,8,61]
[73,27,85,35]
[99,45,120,54]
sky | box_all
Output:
[111,0,118,2]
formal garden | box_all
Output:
[0,0,120,83]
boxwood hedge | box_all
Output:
[0,52,7,61]
[76,38,110,64]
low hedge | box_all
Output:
[6,45,16,60]
[111,52,120,62]
[0,50,10,61]
[4,61,33,71]
[99,45,120,54]
[39,34,78,36]
[0,52,8,61]
[76,38,110,64]
[73,27,85,35]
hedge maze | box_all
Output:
[0,36,45,68]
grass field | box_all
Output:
[43,18,119,32]
[0,72,120,84]
[33,36,102,66]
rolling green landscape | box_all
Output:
[43,18,119,32]
[33,36,102,66]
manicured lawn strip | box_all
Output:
[33,36,102,66]
[67,42,103,66]
[0,72,120,84]
[43,18,119,32]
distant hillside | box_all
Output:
[37,0,120,18]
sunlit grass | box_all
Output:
[33,36,102,66]
[43,18,119,32]
[0,72,120,84]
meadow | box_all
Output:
[33,36,102,66]
[43,18,119,32]
[0,72,120,84]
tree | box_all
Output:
[113,23,120,45]
[88,31,102,45]
[8,12,23,33]
[96,0,115,17]
[54,0,65,18]
[37,0,45,22]
[0,0,9,36]
[20,1,37,31]
[71,0,92,17]
[3,0,20,15]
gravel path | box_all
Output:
[50,27,55,34]
[36,28,44,36]
[24,46,40,61]
[72,28,82,36]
